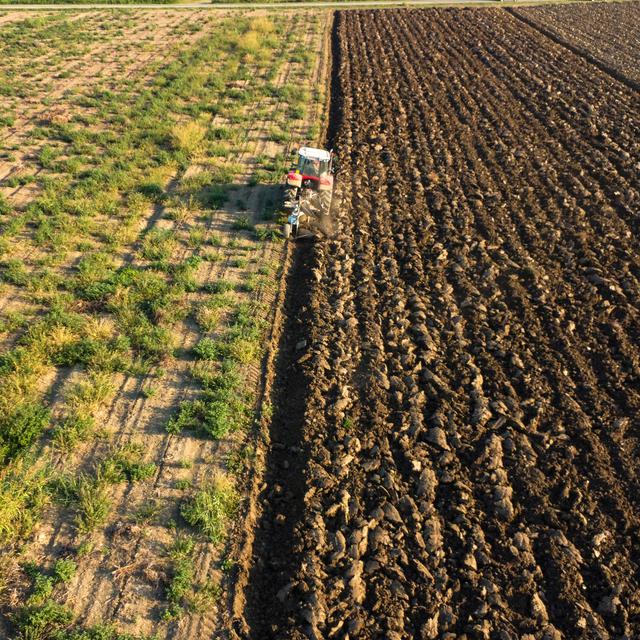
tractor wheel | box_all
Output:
[285,187,299,205]
[319,190,333,215]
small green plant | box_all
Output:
[268,127,288,144]
[231,215,252,231]
[99,443,156,484]
[180,474,238,544]
[51,445,154,533]
[193,337,222,361]
[0,402,51,464]
[141,386,157,399]
[255,227,280,242]
[166,401,201,434]
[0,460,50,545]
[249,17,275,33]
[168,359,250,439]
[133,500,161,525]
[188,227,206,248]
[0,193,11,216]
[226,445,255,475]
[172,120,207,157]
[1,259,30,286]
[11,599,73,640]
[238,274,260,293]
[202,279,234,294]
[53,414,94,451]
[74,477,110,534]
[141,228,176,262]
[189,580,222,613]
[53,558,77,584]
[231,257,248,269]
[194,294,231,332]
[236,30,265,55]
[38,145,59,170]
[163,534,195,621]
[11,559,78,639]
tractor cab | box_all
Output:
[287,147,333,192]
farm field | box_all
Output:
[511,1,640,87]
[241,5,640,640]
[0,8,331,639]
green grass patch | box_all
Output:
[180,474,238,544]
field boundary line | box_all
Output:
[507,6,640,92]
[226,238,293,637]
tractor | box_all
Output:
[283,146,335,239]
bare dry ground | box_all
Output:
[240,5,640,640]
[0,9,331,639]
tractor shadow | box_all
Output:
[241,241,318,637]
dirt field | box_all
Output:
[512,1,640,88]
[239,5,640,640]
[2,2,640,639]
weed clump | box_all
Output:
[12,598,73,640]
[99,443,156,484]
[1,259,30,286]
[141,228,176,262]
[236,31,262,55]
[172,120,207,157]
[163,534,221,620]
[180,474,238,544]
[193,337,220,361]
[194,294,231,332]
[0,460,50,544]
[0,402,51,465]
[10,558,78,639]
[50,444,155,534]
[249,17,275,33]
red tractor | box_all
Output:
[284,146,335,238]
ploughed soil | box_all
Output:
[512,1,640,88]
[237,6,640,640]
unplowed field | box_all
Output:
[241,6,640,640]
[0,10,332,639]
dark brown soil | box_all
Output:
[238,6,640,639]
[512,1,640,88]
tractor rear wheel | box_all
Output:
[319,190,333,215]
[285,187,299,206]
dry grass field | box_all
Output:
[0,9,331,639]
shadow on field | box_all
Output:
[241,240,317,638]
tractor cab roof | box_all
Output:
[298,146,331,162]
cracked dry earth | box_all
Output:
[241,6,640,640]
